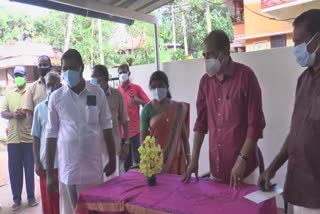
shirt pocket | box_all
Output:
[222,97,242,124]
[86,106,99,124]
[309,96,320,120]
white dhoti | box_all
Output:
[59,181,101,214]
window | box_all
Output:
[270,34,287,48]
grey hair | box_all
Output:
[45,71,61,83]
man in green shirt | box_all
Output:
[1,66,38,211]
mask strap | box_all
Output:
[306,32,319,46]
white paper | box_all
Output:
[244,185,283,204]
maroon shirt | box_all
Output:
[283,68,320,208]
[194,59,266,182]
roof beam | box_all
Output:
[137,0,173,14]
[49,0,158,23]
[11,0,134,25]
[127,0,152,11]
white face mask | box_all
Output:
[119,73,129,82]
[294,33,320,67]
[205,58,221,77]
[152,88,167,102]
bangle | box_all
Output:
[238,153,248,161]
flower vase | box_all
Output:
[147,175,157,186]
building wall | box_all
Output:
[110,47,301,207]
[244,2,293,38]
[245,33,293,51]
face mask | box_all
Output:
[15,76,25,87]
[205,58,221,77]
[63,70,81,88]
[294,34,320,67]
[39,66,50,77]
[152,88,167,102]
[90,78,98,86]
[119,73,129,82]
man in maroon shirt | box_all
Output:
[183,30,266,189]
[118,64,150,171]
[259,10,320,213]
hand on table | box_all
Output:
[258,169,276,191]
[182,160,199,183]
[104,158,116,177]
[230,157,247,189]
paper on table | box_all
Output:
[244,185,283,204]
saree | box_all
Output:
[149,101,190,175]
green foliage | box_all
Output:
[0,0,234,66]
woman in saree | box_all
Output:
[140,71,191,175]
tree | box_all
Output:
[159,0,234,60]
[0,0,234,67]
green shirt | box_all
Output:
[1,85,33,144]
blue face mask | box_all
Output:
[294,34,320,67]
[152,88,167,101]
[63,70,81,88]
[90,78,98,86]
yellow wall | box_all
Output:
[245,33,293,52]
[244,3,293,37]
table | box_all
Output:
[76,171,277,214]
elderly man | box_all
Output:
[24,55,52,125]
[32,71,62,214]
[259,9,320,214]
[1,66,38,211]
[183,30,266,189]
[46,49,116,214]
[91,64,129,177]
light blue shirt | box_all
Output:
[31,98,58,169]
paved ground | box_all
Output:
[0,144,42,214]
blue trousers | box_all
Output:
[7,143,35,203]
[124,134,140,172]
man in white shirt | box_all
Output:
[45,49,116,214]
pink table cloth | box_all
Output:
[76,170,277,214]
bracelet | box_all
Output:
[238,153,248,161]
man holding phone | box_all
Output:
[118,64,150,171]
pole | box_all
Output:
[182,14,188,56]
[171,5,177,51]
[154,23,160,70]
[97,19,105,64]
[205,0,212,33]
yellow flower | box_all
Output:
[138,136,163,177]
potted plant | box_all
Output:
[138,136,163,186]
